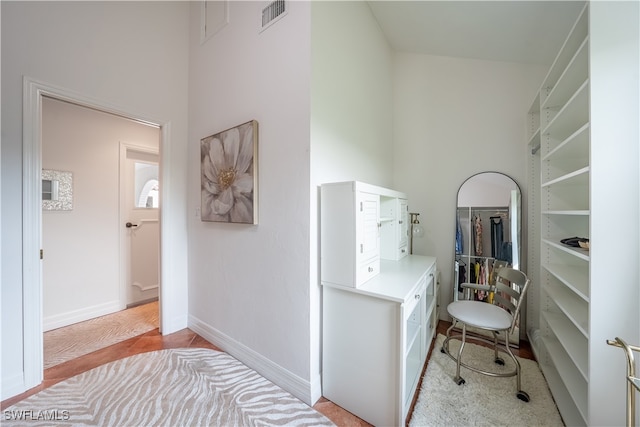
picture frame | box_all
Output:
[200,120,258,224]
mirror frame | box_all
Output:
[453,171,522,290]
[453,172,523,344]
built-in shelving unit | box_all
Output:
[527,3,640,425]
[532,5,591,425]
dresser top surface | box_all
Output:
[322,255,436,303]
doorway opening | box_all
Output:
[22,78,171,389]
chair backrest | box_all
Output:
[490,260,508,285]
[492,267,530,332]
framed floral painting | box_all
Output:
[201,120,258,224]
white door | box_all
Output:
[120,144,160,307]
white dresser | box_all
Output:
[320,180,438,426]
[322,256,437,427]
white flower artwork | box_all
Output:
[200,120,258,224]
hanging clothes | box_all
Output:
[469,261,477,284]
[455,215,464,255]
[457,261,467,292]
[473,215,483,256]
[477,261,487,301]
[474,262,481,285]
[502,241,512,264]
[490,216,504,260]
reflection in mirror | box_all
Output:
[453,172,522,344]
[135,162,159,209]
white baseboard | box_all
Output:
[310,372,322,404]
[188,315,315,406]
[43,300,122,332]
[161,313,188,335]
[1,372,26,402]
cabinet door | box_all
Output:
[398,199,408,248]
[403,278,426,419]
[357,191,380,265]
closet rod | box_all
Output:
[458,206,509,212]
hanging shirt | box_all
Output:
[474,215,483,256]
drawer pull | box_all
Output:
[368,266,373,272]
[415,294,421,300]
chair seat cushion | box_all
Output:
[447,300,512,331]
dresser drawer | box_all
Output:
[356,259,380,287]
[397,244,408,260]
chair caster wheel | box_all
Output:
[495,357,505,365]
[454,377,465,386]
[516,391,530,402]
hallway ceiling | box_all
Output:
[368,1,586,65]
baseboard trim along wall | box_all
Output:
[188,315,317,406]
[1,373,26,401]
[43,300,122,332]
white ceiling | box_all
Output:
[367,1,586,65]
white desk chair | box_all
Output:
[442,266,531,402]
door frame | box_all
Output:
[22,77,171,389]
[120,143,160,307]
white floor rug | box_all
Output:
[44,301,158,369]
[409,334,563,427]
[4,348,334,426]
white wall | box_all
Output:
[392,53,547,312]
[41,97,159,330]
[311,1,394,188]
[1,1,189,399]
[186,1,316,404]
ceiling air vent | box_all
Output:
[260,0,287,33]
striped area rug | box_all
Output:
[44,302,158,369]
[4,348,335,426]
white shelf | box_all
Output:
[541,166,589,188]
[542,310,588,379]
[538,338,588,426]
[543,285,589,338]
[541,335,588,421]
[542,210,589,216]
[540,3,589,96]
[542,80,589,141]
[542,262,589,302]
[542,238,590,261]
[544,122,589,162]
[541,37,589,111]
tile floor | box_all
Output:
[1,321,534,426]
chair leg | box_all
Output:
[454,324,466,385]
[441,319,458,355]
[445,319,457,338]
[502,331,530,402]
[492,331,505,365]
